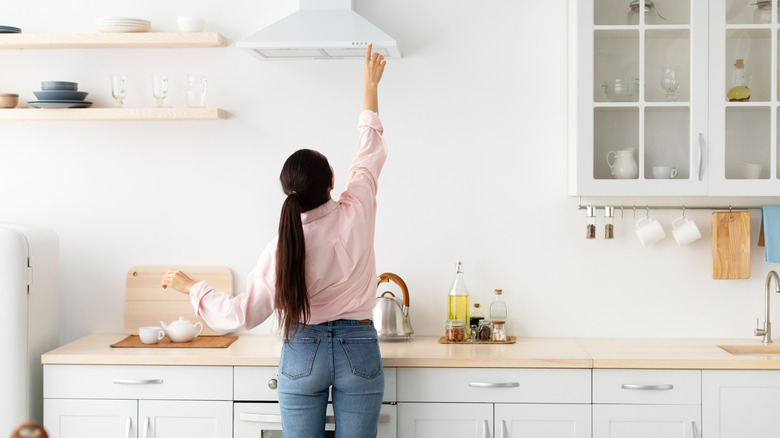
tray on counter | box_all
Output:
[437,336,516,345]
[111,335,238,348]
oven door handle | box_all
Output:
[239,412,391,424]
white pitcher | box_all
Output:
[606,148,638,179]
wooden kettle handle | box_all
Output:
[377,272,410,308]
[9,423,48,438]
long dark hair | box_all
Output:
[276,149,333,341]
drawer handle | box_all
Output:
[621,383,674,390]
[469,382,520,388]
[239,412,391,424]
[113,379,164,385]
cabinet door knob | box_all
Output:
[268,378,278,390]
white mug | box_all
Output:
[652,166,678,179]
[671,216,702,246]
[740,163,762,179]
[635,216,665,246]
[139,326,165,344]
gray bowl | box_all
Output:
[33,90,88,101]
[41,81,78,91]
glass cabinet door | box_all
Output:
[709,0,780,195]
[571,0,708,196]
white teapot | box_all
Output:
[160,317,203,343]
[606,147,638,179]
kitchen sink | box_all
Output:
[718,345,780,356]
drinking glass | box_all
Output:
[110,74,127,107]
[152,74,170,108]
[660,65,680,102]
[186,74,208,108]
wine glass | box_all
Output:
[152,74,169,108]
[110,74,127,107]
[660,66,680,102]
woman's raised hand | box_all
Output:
[363,43,386,112]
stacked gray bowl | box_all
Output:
[28,81,92,108]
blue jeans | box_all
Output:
[278,319,384,438]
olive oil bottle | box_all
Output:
[447,260,469,329]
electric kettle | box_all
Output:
[373,272,414,340]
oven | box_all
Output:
[233,367,397,438]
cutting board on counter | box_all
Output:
[124,266,233,336]
[712,212,751,279]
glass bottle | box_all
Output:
[604,205,615,239]
[727,59,751,102]
[447,261,469,329]
[490,289,507,324]
[468,303,485,340]
[586,205,596,239]
[754,1,773,24]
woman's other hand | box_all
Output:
[363,43,386,112]
[161,269,196,294]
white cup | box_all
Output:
[652,166,678,179]
[671,216,702,246]
[139,326,165,344]
[740,163,762,179]
[635,216,665,246]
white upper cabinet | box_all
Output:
[570,0,780,196]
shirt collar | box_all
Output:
[301,199,337,224]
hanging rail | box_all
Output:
[576,197,764,212]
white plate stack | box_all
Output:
[96,17,151,33]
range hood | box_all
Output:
[237,0,401,60]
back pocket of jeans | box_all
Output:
[340,337,382,379]
[280,337,320,379]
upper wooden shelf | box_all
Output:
[0,107,227,121]
[0,32,226,49]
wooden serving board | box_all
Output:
[124,266,233,336]
[110,335,238,348]
[712,212,751,279]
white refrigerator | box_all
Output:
[0,223,59,436]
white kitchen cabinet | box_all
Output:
[592,370,701,438]
[569,0,780,196]
[703,370,780,437]
[43,365,233,438]
[397,368,592,438]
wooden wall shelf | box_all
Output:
[0,108,227,121]
[0,32,226,49]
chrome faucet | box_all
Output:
[755,270,780,344]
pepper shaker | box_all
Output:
[604,205,615,239]
[586,205,597,239]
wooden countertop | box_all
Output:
[40,334,780,369]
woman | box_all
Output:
[161,44,387,438]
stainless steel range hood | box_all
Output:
[237,0,401,60]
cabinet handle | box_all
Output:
[113,379,163,385]
[468,382,520,388]
[239,412,391,424]
[690,421,699,438]
[482,419,491,438]
[142,416,150,438]
[500,419,508,438]
[124,417,131,438]
[698,133,705,181]
[621,383,674,390]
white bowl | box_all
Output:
[177,16,206,32]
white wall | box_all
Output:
[3,0,779,344]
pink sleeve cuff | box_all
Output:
[189,280,212,317]
[358,110,383,134]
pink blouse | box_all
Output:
[189,110,387,332]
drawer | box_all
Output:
[43,365,233,400]
[397,368,591,403]
[593,369,701,404]
[234,366,396,402]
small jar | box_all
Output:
[477,319,492,341]
[586,205,597,239]
[627,0,658,25]
[492,322,507,342]
[445,319,466,342]
[604,205,615,239]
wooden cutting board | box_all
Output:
[124,266,233,335]
[712,212,751,279]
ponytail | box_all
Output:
[275,149,333,341]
